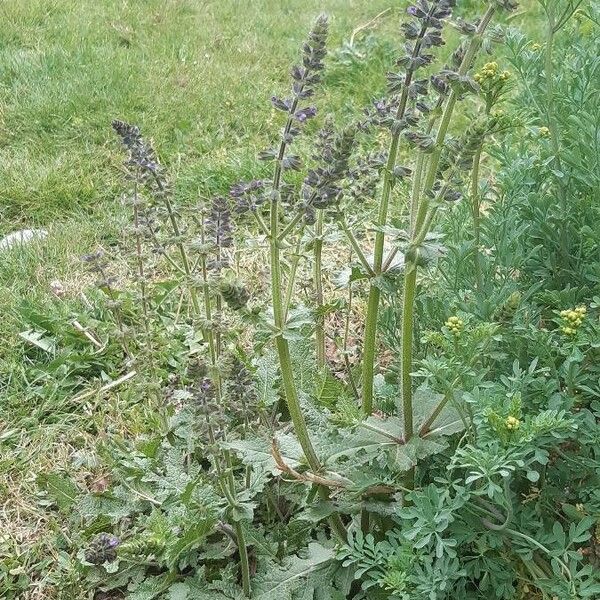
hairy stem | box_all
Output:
[360,7,436,414]
[314,210,326,368]
[283,227,305,320]
[269,94,347,540]
[471,145,484,290]
[343,272,360,401]
[233,521,251,596]
[337,218,375,277]
[400,5,497,444]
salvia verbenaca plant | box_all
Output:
[228,0,517,496]
[266,0,505,535]
[230,14,349,542]
[112,119,209,326]
[74,2,600,598]
[111,121,257,594]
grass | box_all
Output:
[0,1,395,597]
[0,0,395,226]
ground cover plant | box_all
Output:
[1,0,600,599]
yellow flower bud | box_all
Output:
[539,126,550,138]
[506,416,520,430]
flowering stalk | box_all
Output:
[198,204,251,596]
[304,121,356,367]
[263,16,347,541]
[360,0,447,415]
[399,5,498,442]
[112,121,206,333]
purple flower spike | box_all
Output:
[295,107,317,122]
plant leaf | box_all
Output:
[252,542,334,599]
[37,472,79,512]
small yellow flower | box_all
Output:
[444,316,464,336]
[539,126,550,138]
[506,416,520,430]
[560,305,586,335]
[531,43,542,51]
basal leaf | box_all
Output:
[252,543,334,600]
[37,472,79,512]
[223,434,302,475]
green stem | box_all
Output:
[337,218,375,277]
[253,210,270,237]
[409,153,427,235]
[283,227,305,320]
[268,85,322,467]
[271,234,322,469]
[361,286,381,415]
[471,145,484,290]
[314,210,326,369]
[359,5,440,415]
[399,265,417,439]
[360,100,405,416]
[400,5,496,444]
[268,85,347,540]
[233,521,251,596]
[279,211,303,241]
